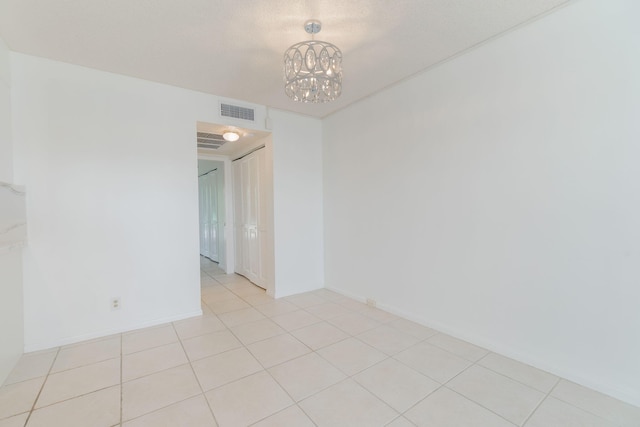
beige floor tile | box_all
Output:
[122,324,178,355]
[551,380,640,427]
[123,342,188,382]
[192,347,263,391]
[0,377,45,419]
[447,365,545,425]
[182,330,242,361]
[309,289,344,302]
[336,298,370,312]
[526,397,616,427]
[359,307,399,323]
[478,353,558,393]
[385,416,416,427]
[328,313,381,335]
[218,307,265,328]
[52,336,120,373]
[201,303,213,316]
[387,318,438,340]
[299,379,397,427]
[3,350,57,385]
[254,301,299,317]
[199,276,219,287]
[304,302,352,320]
[250,405,314,427]
[317,337,387,376]
[122,395,217,427]
[206,371,292,427]
[290,321,349,350]
[200,284,232,297]
[283,293,327,308]
[357,325,420,355]
[206,298,251,314]
[225,282,265,297]
[37,358,120,408]
[394,342,471,383]
[230,319,285,345]
[247,334,311,368]
[122,364,201,421]
[0,413,28,427]
[201,289,239,305]
[426,334,488,362]
[241,293,274,306]
[269,353,346,401]
[215,274,249,285]
[270,310,321,331]
[353,358,439,412]
[27,385,120,427]
[173,316,226,340]
[405,387,515,427]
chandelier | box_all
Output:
[284,20,342,103]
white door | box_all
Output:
[198,170,219,262]
[207,171,219,262]
[233,149,267,288]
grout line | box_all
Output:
[247,404,319,427]
[541,380,618,426]
[523,378,560,426]
[171,321,221,427]
[22,346,61,426]
[475,355,559,395]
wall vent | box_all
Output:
[197,132,226,150]
[220,103,255,122]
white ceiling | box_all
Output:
[0,0,570,118]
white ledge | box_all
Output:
[0,239,26,256]
[0,181,26,195]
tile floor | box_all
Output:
[1,257,639,426]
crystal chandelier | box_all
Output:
[284,20,342,103]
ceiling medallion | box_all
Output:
[283,20,342,103]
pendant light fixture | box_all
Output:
[284,20,342,103]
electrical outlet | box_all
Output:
[111,297,121,311]
[366,298,377,308]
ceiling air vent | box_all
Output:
[220,103,255,122]
[197,132,226,150]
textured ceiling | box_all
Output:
[0,0,570,118]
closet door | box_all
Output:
[246,153,261,283]
[198,171,219,262]
[233,160,245,275]
[199,178,206,256]
[206,171,219,262]
[233,149,267,289]
[199,175,210,258]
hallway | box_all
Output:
[0,258,638,426]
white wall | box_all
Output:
[0,35,24,384]
[323,0,640,406]
[11,54,233,351]
[271,109,324,297]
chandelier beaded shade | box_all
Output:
[284,20,342,103]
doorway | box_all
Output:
[196,121,275,296]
